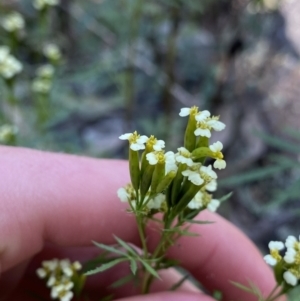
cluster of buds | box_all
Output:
[33,0,60,10]
[1,12,25,33]
[0,46,22,79]
[264,235,300,289]
[117,106,226,216]
[32,64,55,94]
[36,258,83,301]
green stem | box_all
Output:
[141,216,178,294]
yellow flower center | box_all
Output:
[270,249,282,262]
[190,106,199,116]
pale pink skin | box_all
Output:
[0,146,285,301]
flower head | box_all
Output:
[1,12,25,32]
[264,241,284,266]
[175,147,194,166]
[43,43,62,61]
[182,164,204,186]
[187,190,220,212]
[0,46,22,79]
[36,258,82,301]
[119,131,148,151]
[194,116,225,138]
[145,135,165,151]
[209,141,226,170]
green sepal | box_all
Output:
[129,149,140,191]
[72,272,87,297]
[196,136,209,148]
[140,164,155,200]
[191,147,211,159]
[184,114,197,152]
[173,183,200,216]
[140,150,149,177]
[170,164,185,206]
[156,170,176,193]
[274,260,284,284]
[151,162,165,193]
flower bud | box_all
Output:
[129,149,140,191]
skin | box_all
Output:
[0,146,285,301]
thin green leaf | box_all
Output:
[130,259,138,275]
[170,274,189,291]
[230,281,257,295]
[110,274,135,288]
[92,241,127,256]
[218,191,233,203]
[85,258,127,275]
[219,164,292,187]
[264,179,300,210]
[184,219,214,225]
[140,260,160,279]
[284,128,300,140]
[255,131,300,153]
[113,235,138,256]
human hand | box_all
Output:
[0,146,284,301]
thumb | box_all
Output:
[116,291,215,301]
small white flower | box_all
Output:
[117,187,129,202]
[285,235,297,249]
[147,193,165,210]
[146,151,175,168]
[43,259,59,271]
[283,270,298,286]
[209,142,226,170]
[179,107,192,117]
[72,261,82,270]
[187,191,204,209]
[209,141,223,153]
[264,241,284,266]
[165,151,177,173]
[195,110,210,122]
[0,46,22,79]
[214,159,226,169]
[60,260,73,277]
[119,132,148,151]
[194,117,225,138]
[284,248,297,264]
[36,268,47,278]
[51,284,64,298]
[176,147,194,166]
[206,119,226,131]
[207,199,220,212]
[200,165,217,180]
[43,43,62,61]
[182,169,204,186]
[60,291,74,301]
[1,12,25,32]
[205,179,217,192]
[47,275,56,287]
[36,64,55,78]
[32,78,52,94]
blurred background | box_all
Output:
[1,0,300,299]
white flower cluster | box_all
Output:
[43,43,62,62]
[118,107,225,214]
[179,107,225,138]
[33,0,60,10]
[1,12,25,32]
[264,235,300,286]
[36,258,82,301]
[32,64,55,94]
[0,46,23,79]
[118,184,166,211]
